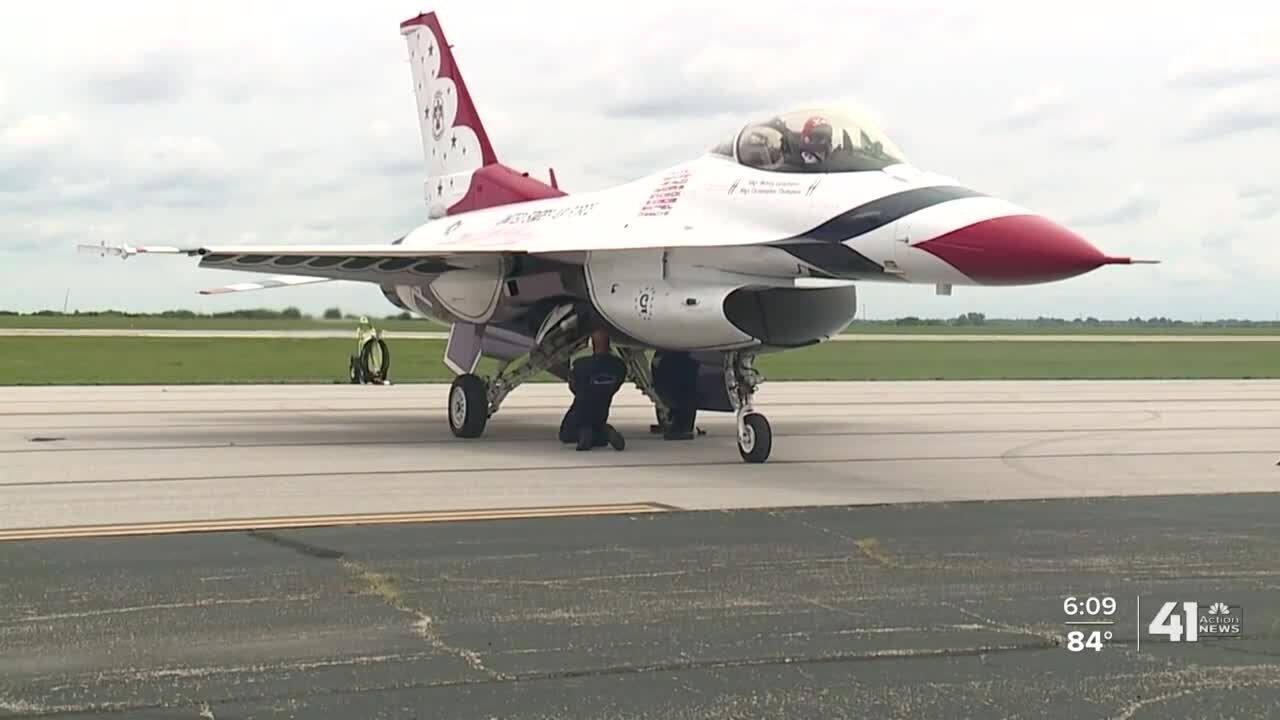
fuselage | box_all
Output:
[380,151,1121,355]
[393,152,1118,290]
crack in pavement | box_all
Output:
[12,653,1280,718]
[4,637,1064,718]
[942,602,1066,647]
[338,557,511,681]
[243,530,509,682]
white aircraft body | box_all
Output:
[79,11,1149,463]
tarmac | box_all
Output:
[2,380,1278,717]
[2,380,1278,530]
[5,328,1280,341]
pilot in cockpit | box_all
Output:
[796,116,834,163]
[753,115,835,168]
[732,108,907,173]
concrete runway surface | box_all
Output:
[1,380,1278,531]
[2,380,1279,718]
[5,327,1280,341]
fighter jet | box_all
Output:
[79,11,1150,464]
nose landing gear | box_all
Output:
[725,351,771,463]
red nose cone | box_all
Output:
[915,214,1124,285]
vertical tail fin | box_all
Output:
[400,12,565,217]
[401,13,497,215]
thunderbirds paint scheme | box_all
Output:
[79,11,1148,463]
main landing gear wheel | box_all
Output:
[448,373,489,438]
[441,303,592,443]
[737,413,772,464]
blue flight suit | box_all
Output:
[559,352,627,450]
[652,351,699,439]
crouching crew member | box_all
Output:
[652,350,700,440]
[559,327,627,452]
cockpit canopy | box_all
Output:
[711,106,908,173]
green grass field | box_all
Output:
[5,313,1280,335]
[5,314,1280,337]
[4,337,1276,385]
[0,315,448,332]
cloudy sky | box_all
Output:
[2,0,1277,320]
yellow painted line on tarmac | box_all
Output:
[0,503,676,542]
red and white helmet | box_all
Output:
[800,116,833,151]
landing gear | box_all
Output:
[619,347,707,439]
[443,306,588,439]
[617,348,671,433]
[725,351,771,463]
[737,413,772,463]
[448,373,488,438]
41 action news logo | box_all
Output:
[1148,601,1244,642]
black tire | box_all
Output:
[737,413,772,464]
[349,355,364,384]
[360,338,391,382]
[448,373,489,438]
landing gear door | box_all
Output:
[444,322,485,375]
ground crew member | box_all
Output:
[558,327,627,451]
[356,315,376,351]
[652,350,699,440]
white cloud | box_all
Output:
[123,136,232,179]
[1238,186,1280,220]
[1158,256,1235,288]
[1,113,78,150]
[1165,23,1280,90]
[1060,117,1112,150]
[999,84,1069,131]
[1068,183,1161,228]
[1180,85,1280,142]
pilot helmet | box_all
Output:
[800,116,834,154]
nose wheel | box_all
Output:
[725,351,771,464]
[737,412,772,463]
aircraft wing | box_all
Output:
[76,240,532,291]
[75,212,820,292]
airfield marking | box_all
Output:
[0,503,676,542]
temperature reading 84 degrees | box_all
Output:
[1062,596,1117,653]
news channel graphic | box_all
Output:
[1060,596,1244,652]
